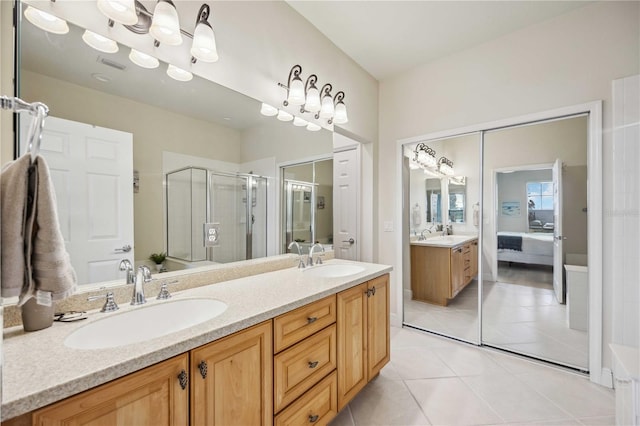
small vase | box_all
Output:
[21,298,54,332]
[155,263,163,272]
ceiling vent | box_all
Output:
[97,56,127,71]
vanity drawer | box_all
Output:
[274,324,337,413]
[274,371,338,426]
[274,295,336,353]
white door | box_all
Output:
[333,147,359,260]
[552,158,564,303]
[21,116,134,285]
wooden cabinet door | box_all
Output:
[336,282,368,410]
[191,320,273,426]
[471,239,479,278]
[367,274,390,381]
[33,355,189,426]
[451,246,465,296]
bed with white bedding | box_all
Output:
[497,231,554,266]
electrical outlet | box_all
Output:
[203,223,220,247]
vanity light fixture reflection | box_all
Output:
[82,30,119,53]
[438,156,455,176]
[414,142,437,168]
[277,110,294,122]
[166,64,193,82]
[24,6,69,35]
[97,0,138,25]
[150,0,182,46]
[190,4,218,63]
[260,103,278,117]
[129,48,159,69]
[293,116,308,127]
[306,122,321,132]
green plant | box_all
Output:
[149,252,167,264]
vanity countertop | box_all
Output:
[410,235,478,248]
[2,259,392,421]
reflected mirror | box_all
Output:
[448,177,466,223]
[8,4,333,292]
[425,177,442,224]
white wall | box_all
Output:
[497,169,552,233]
[379,1,639,371]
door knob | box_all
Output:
[342,238,355,245]
[114,244,132,253]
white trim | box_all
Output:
[395,101,605,386]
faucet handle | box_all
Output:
[157,280,179,300]
[138,265,152,282]
[87,291,119,313]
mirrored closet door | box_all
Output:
[404,132,481,344]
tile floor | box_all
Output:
[404,263,588,369]
[330,326,615,426]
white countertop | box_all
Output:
[410,235,477,248]
[2,259,392,421]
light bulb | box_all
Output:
[82,30,119,53]
[293,117,308,127]
[304,86,321,113]
[260,103,278,117]
[129,49,159,69]
[167,64,193,82]
[319,94,334,119]
[306,122,321,132]
[97,0,137,25]
[24,6,69,35]
[333,102,348,124]
[287,76,305,106]
[191,21,218,62]
[150,0,182,46]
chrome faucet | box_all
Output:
[119,259,135,284]
[308,243,325,266]
[288,241,305,269]
[418,228,432,241]
[131,265,152,305]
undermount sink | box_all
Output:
[64,298,227,350]
[303,263,366,278]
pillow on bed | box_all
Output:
[530,220,543,226]
[543,222,554,230]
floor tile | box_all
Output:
[576,415,617,425]
[329,405,354,426]
[348,375,431,425]
[391,346,457,380]
[406,377,503,425]
[432,345,506,377]
[461,373,573,423]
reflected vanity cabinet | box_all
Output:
[410,239,478,306]
[3,274,391,426]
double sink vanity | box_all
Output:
[2,258,392,425]
[410,235,478,306]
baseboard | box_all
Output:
[390,312,402,328]
[599,368,614,388]
[403,288,412,299]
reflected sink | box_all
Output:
[65,298,227,350]
[430,235,471,243]
[303,263,366,278]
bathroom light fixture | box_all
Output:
[318,84,335,119]
[260,103,278,117]
[293,117,308,127]
[82,30,119,53]
[190,4,218,63]
[24,6,69,35]
[280,65,305,106]
[166,64,193,81]
[414,143,437,168]
[97,0,137,25]
[330,91,348,124]
[277,110,294,122]
[129,48,159,68]
[149,0,182,46]
[438,156,454,176]
[306,122,321,132]
[303,75,321,113]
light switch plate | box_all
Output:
[204,223,220,247]
[383,221,394,232]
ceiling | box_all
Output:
[286,1,591,80]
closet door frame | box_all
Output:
[395,101,605,386]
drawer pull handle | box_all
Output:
[177,370,188,390]
[308,361,319,369]
[198,360,208,379]
[371,286,376,296]
[307,316,317,324]
[309,414,319,423]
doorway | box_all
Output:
[399,104,601,380]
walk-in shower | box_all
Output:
[165,167,268,265]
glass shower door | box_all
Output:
[209,173,246,263]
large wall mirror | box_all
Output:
[6,2,333,294]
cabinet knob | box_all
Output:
[371,286,376,296]
[308,361,319,369]
[364,289,371,297]
[307,316,317,324]
[177,370,188,390]
[198,360,208,379]
[309,414,319,423]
